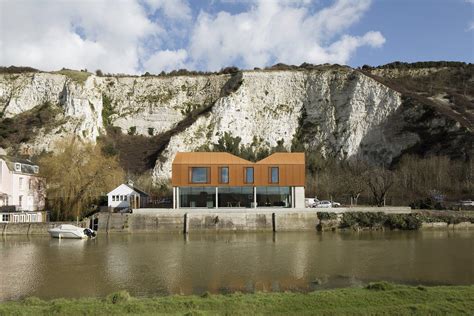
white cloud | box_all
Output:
[0,0,384,73]
[0,0,193,74]
[144,49,188,72]
[188,0,384,70]
[468,21,474,31]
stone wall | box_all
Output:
[0,221,87,235]
[96,210,474,234]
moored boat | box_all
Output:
[48,224,96,239]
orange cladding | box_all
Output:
[171,152,305,187]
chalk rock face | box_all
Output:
[1,65,469,183]
[152,69,403,181]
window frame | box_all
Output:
[189,167,210,184]
[218,166,229,184]
[244,167,254,184]
[269,166,279,184]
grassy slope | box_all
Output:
[1,283,473,315]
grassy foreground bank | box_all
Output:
[1,283,473,315]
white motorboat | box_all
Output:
[48,224,96,239]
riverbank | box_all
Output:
[1,209,473,235]
[98,209,474,234]
[1,283,473,315]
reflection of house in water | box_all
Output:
[172,152,305,209]
[107,180,149,211]
[0,150,47,223]
[0,240,40,300]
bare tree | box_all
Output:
[364,167,394,207]
[342,158,367,206]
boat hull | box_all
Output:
[48,225,88,239]
[48,230,86,239]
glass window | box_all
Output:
[124,195,127,201]
[190,167,209,184]
[245,167,254,184]
[218,186,253,208]
[219,167,229,184]
[179,187,216,208]
[270,167,279,183]
[112,196,115,201]
[120,195,123,201]
[256,186,291,208]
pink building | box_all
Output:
[0,155,46,213]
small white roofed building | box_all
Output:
[107,181,149,211]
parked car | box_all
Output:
[315,200,332,208]
[459,200,474,207]
[314,200,341,208]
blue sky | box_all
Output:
[1,0,473,73]
[349,0,474,66]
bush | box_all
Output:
[341,212,386,229]
[22,296,44,306]
[128,126,137,135]
[106,290,130,304]
[317,212,338,221]
[385,214,423,230]
[95,69,103,76]
[366,281,395,291]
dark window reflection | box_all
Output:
[218,186,253,208]
[180,187,215,208]
[256,186,291,207]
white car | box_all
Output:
[459,200,474,207]
[315,200,332,208]
[315,200,341,208]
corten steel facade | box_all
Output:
[172,152,306,209]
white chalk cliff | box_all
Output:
[1,65,469,182]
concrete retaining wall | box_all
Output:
[97,210,474,234]
[1,221,87,235]
[187,212,273,232]
[274,212,319,231]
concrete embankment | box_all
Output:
[96,207,474,233]
[0,221,87,236]
[2,208,473,235]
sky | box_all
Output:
[0,0,473,74]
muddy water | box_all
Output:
[1,230,473,300]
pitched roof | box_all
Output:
[172,152,252,165]
[124,184,149,196]
[0,155,39,174]
[172,152,305,165]
[256,152,305,165]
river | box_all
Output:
[1,230,473,301]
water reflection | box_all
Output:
[0,230,473,300]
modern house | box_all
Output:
[0,154,47,223]
[171,152,305,209]
[107,181,149,211]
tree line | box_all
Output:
[307,154,472,207]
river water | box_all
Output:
[1,230,473,301]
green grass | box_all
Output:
[53,69,91,84]
[1,283,473,315]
